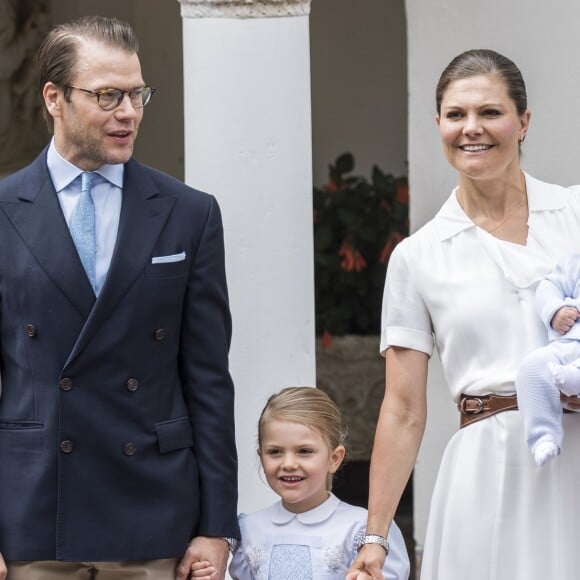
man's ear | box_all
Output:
[43,82,63,119]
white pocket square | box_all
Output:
[151,251,186,264]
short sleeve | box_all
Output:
[380,239,434,356]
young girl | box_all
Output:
[224,386,409,579]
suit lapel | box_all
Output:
[66,159,176,364]
[0,150,96,318]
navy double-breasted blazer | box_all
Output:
[0,148,239,561]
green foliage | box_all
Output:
[314,153,409,337]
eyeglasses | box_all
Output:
[65,85,156,111]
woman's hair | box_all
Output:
[435,49,527,116]
[258,386,347,490]
[37,15,139,132]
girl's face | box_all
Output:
[436,73,530,182]
[259,419,345,513]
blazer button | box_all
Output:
[154,328,166,341]
[25,323,37,337]
[60,440,73,454]
[126,378,139,392]
[59,378,73,391]
[123,442,137,456]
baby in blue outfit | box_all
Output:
[516,253,580,466]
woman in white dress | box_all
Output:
[347,49,580,580]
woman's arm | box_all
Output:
[347,346,429,580]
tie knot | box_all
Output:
[81,171,95,193]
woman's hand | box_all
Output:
[346,544,387,580]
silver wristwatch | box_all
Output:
[221,536,239,553]
[355,533,390,554]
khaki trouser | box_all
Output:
[6,558,179,579]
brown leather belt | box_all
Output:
[459,393,579,428]
[458,394,518,428]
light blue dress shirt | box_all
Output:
[46,139,123,296]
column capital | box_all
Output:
[178,0,311,19]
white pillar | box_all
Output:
[178,0,315,516]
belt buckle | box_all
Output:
[459,396,484,414]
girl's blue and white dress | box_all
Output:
[229,493,410,580]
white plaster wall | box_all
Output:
[406,0,580,553]
[310,0,407,186]
[182,15,316,515]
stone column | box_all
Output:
[0,0,50,177]
[177,0,315,515]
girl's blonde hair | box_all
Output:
[258,386,347,490]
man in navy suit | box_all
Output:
[0,15,239,580]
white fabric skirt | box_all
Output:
[420,410,580,580]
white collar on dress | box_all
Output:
[270,492,341,525]
[434,172,568,242]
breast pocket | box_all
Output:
[145,259,189,279]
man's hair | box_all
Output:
[37,15,139,132]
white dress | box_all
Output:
[229,493,410,580]
[381,174,580,580]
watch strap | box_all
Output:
[357,533,389,554]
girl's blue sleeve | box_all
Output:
[228,514,254,580]
[383,520,411,580]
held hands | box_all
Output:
[346,543,387,580]
[176,536,229,580]
[552,306,579,335]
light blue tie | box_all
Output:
[70,171,96,291]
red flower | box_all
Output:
[321,329,333,349]
[379,231,404,264]
[396,182,409,205]
[338,241,367,272]
[325,180,338,193]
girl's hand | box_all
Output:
[190,560,216,579]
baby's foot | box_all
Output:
[547,362,580,396]
[533,439,560,467]
[547,362,565,388]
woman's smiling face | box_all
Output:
[436,73,530,182]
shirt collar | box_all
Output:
[271,492,340,525]
[435,172,569,242]
[46,138,124,191]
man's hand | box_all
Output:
[552,306,579,335]
[0,551,6,580]
[346,544,387,580]
[176,536,229,580]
